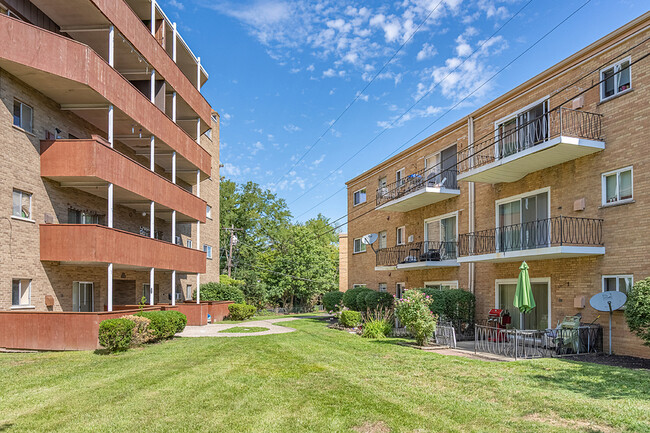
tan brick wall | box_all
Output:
[338,233,348,292]
[345,20,650,358]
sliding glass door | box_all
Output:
[498,282,549,330]
[498,191,549,252]
[498,101,548,159]
[72,282,94,312]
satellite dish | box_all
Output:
[361,233,378,245]
[589,291,627,355]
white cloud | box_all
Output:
[283,124,302,132]
[312,154,326,166]
[416,42,437,61]
[322,68,337,78]
[167,0,184,10]
[221,162,241,177]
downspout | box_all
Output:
[467,116,475,294]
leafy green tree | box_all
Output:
[625,278,650,346]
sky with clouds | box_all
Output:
[161,0,647,229]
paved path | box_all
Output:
[178,316,326,338]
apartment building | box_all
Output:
[346,12,650,358]
[0,0,220,316]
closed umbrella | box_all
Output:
[513,261,536,323]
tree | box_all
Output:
[625,278,650,346]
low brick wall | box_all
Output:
[178,301,235,325]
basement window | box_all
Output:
[13,100,33,133]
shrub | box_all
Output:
[339,310,362,328]
[356,288,374,312]
[121,315,155,345]
[136,311,185,340]
[195,280,245,304]
[362,309,393,339]
[166,310,188,334]
[342,286,367,311]
[395,289,437,346]
[365,291,394,312]
[98,318,134,351]
[420,288,475,324]
[228,303,256,321]
[323,291,344,312]
[625,278,650,346]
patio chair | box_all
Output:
[420,244,442,262]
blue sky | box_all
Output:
[161,0,647,229]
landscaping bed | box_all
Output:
[562,353,650,370]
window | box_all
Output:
[204,244,213,259]
[396,282,405,299]
[603,275,633,296]
[602,167,633,205]
[424,281,458,290]
[175,291,182,301]
[186,284,192,299]
[378,283,387,293]
[72,282,94,312]
[497,189,549,252]
[396,168,405,185]
[206,205,212,219]
[12,279,31,306]
[353,238,366,254]
[13,100,33,133]
[396,226,405,245]
[378,230,387,249]
[495,100,548,159]
[352,284,366,289]
[601,57,631,101]
[378,177,387,189]
[187,239,193,248]
[68,208,101,224]
[353,188,366,206]
[424,213,457,259]
[12,189,32,220]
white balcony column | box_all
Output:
[172,91,177,122]
[171,270,176,306]
[150,0,156,35]
[107,263,113,311]
[171,151,176,184]
[150,135,155,171]
[196,169,201,197]
[196,118,201,144]
[108,25,114,68]
[107,183,114,228]
[467,115,475,294]
[196,221,201,250]
[196,57,201,90]
[150,201,155,239]
[149,267,155,305]
[172,22,177,62]
[150,70,156,104]
[108,104,114,146]
[171,210,176,243]
[196,273,200,304]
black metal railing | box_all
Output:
[376,166,459,207]
[457,107,603,174]
[376,241,457,267]
[458,216,603,257]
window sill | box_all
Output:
[11,215,35,224]
[12,124,36,137]
[11,305,35,310]
[600,199,634,209]
[353,250,366,255]
[598,88,633,105]
[353,202,367,207]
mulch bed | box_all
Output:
[562,353,650,370]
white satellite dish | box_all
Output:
[590,291,627,355]
[361,233,378,245]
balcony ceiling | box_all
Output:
[376,187,460,212]
[30,0,107,28]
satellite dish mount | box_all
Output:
[361,233,379,253]
[589,291,627,355]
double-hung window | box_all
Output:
[602,167,633,205]
[603,275,633,296]
[353,238,366,254]
[353,188,366,206]
[396,226,405,245]
[378,231,387,249]
[12,279,31,307]
[187,239,193,249]
[206,205,212,219]
[13,100,33,133]
[600,58,631,101]
[378,283,387,293]
[12,189,32,220]
[204,244,213,259]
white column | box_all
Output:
[196,169,201,197]
[150,135,155,171]
[171,210,176,242]
[171,270,176,306]
[467,116,475,294]
[108,25,115,67]
[108,104,114,146]
[150,201,155,238]
[171,151,177,184]
[107,183,114,228]
[150,70,156,104]
[172,91,177,122]
[196,274,200,304]
[196,57,201,90]
[107,263,113,312]
[196,221,201,250]
[196,118,201,143]
[172,22,177,62]
[149,267,155,305]
[150,0,156,35]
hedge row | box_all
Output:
[228,303,256,320]
[98,310,187,352]
[419,288,475,324]
[323,291,344,312]
[341,287,393,312]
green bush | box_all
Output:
[339,310,362,328]
[342,286,367,311]
[395,289,437,346]
[420,288,475,324]
[356,288,374,312]
[323,291,344,312]
[166,310,188,334]
[625,278,650,346]
[136,311,185,340]
[195,278,246,304]
[365,291,394,312]
[362,309,393,339]
[121,315,155,345]
[228,303,256,321]
[98,318,135,351]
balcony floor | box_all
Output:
[376,187,460,212]
[458,136,605,184]
[457,245,606,263]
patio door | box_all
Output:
[440,144,457,188]
[497,281,549,330]
[424,215,456,259]
[498,101,548,159]
[72,282,94,312]
[498,191,548,252]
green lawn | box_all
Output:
[0,318,648,433]
[218,326,269,333]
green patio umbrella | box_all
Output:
[513,261,536,315]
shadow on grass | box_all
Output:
[529,358,650,400]
[0,423,13,431]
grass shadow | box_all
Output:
[0,423,13,431]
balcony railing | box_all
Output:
[376,241,457,267]
[376,167,458,207]
[457,107,603,174]
[458,216,603,257]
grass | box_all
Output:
[216,311,324,324]
[0,317,648,432]
[218,327,269,333]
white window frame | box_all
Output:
[13,99,33,133]
[378,283,387,293]
[12,189,33,222]
[602,275,633,294]
[72,281,95,312]
[396,168,405,185]
[353,187,367,206]
[186,284,192,299]
[11,279,32,308]
[186,239,192,249]
[378,176,387,189]
[423,211,459,243]
[206,205,212,219]
[353,237,366,254]
[352,284,366,289]
[423,281,458,290]
[495,277,551,329]
[378,230,387,249]
[396,226,405,246]
[494,187,551,228]
[203,244,213,259]
[600,56,632,102]
[601,166,633,206]
[493,96,550,158]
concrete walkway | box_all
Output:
[178,316,324,338]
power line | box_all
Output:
[289,0,536,210]
[271,0,447,187]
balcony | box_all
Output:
[376,167,460,212]
[457,107,604,184]
[375,241,459,271]
[40,138,206,223]
[40,224,206,273]
[457,216,604,263]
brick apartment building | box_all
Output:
[345,12,650,358]
[0,0,220,317]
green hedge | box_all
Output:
[228,303,256,321]
[342,286,369,311]
[323,291,344,312]
[98,318,135,352]
[339,310,362,328]
[195,281,245,304]
[364,291,394,311]
[136,311,187,339]
[626,277,650,346]
[356,288,374,312]
[420,288,475,324]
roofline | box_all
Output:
[345,11,650,188]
